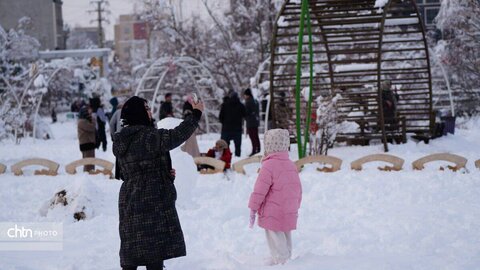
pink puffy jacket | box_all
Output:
[248,151,302,232]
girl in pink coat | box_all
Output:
[248,128,302,265]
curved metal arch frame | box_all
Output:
[135,56,222,134]
[17,66,79,141]
[269,0,433,152]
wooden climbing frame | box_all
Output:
[270,0,433,152]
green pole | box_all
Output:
[294,0,314,159]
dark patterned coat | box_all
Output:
[113,111,200,267]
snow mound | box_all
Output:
[39,178,104,223]
[157,117,183,129]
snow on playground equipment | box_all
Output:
[11,158,60,176]
[351,154,404,171]
[270,0,433,155]
[232,155,263,175]
[135,56,224,133]
[65,158,114,177]
[0,163,6,174]
[13,63,100,142]
[295,155,342,172]
[412,153,467,172]
[194,157,225,174]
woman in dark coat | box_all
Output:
[113,96,203,270]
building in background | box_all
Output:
[0,0,66,50]
[114,14,149,65]
[415,0,441,30]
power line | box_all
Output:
[88,0,110,48]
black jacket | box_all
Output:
[159,101,173,120]
[113,110,201,266]
[219,96,246,132]
[245,97,260,128]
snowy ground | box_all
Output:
[0,115,480,270]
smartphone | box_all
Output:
[192,93,199,104]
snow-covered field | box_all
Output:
[1,116,480,270]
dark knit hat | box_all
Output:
[120,96,151,127]
[244,88,252,97]
[78,106,90,120]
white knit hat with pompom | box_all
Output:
[264,128,290,156]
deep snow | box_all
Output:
[0,115,479,270]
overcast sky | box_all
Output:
[62,0,136,40]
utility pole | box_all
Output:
[88,0,110,48]
[88,0,110,77]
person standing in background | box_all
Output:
[159,93,174,120]
[90,97,108,152]
[219,91,246,157]
[77,106,96,172]
[243,88,261,156]
[110,102,124,180]
[180,95,200,158]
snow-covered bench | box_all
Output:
[11,158,60,176]
[232,155,263,174]
[65,158,114,177]
[0,163,6,174]
[412,153,467,172]
[194,157,225,174]
[351,154,404,171]
[295,155,343,172]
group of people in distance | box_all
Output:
[76,97,121,172]
[108,95,301,269]
[155,88,262,171]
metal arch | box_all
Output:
[429,47,455,116]
[253,55,297,133]
[17,66,76,141]
[135,56,222,133]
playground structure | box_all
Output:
[11,158,60,176]
[19,65,100,141]
[135,57,224,133]
[412,153,467,172]
[65,158,114,177]
[269,0,433,154]
[351,153,404,171]
[194,157,226,174]
[295,154,342,172]
[1,152,477,176]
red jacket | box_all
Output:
[206,148,232,169]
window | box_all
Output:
[416,0,424,3]
[425,7,439,24]
[426,0,440,3]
